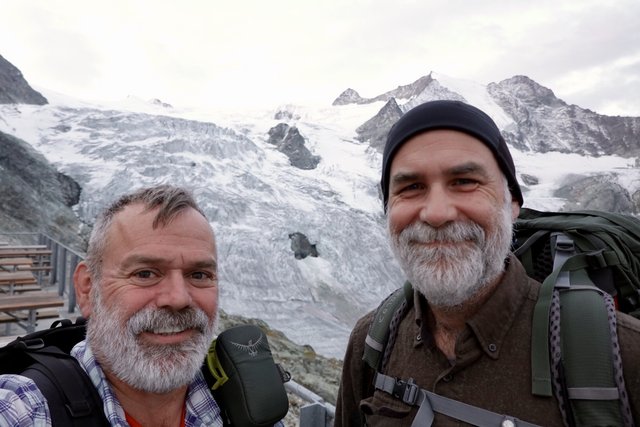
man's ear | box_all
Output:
[74,261,94,318]
[511,200,521,222]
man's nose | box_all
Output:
[418,186,457,228]
[155,271,193,310]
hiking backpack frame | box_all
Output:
[363,208,640,426]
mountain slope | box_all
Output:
[0,54,47,105]
[0,130,84,247]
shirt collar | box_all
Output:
[71,340,222,427]
[465,255,533,359]
[413,254,533,359]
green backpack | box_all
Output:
[363,208,640,426]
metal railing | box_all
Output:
[0,232,84,313]
[287,380,336,427]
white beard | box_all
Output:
[389,195,514,307]
[87,288,217,394]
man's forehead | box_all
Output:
[108,203,213,238]
[394,130,498,165]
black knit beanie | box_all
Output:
[381,100,523,211]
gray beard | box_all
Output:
[389,201,513,307]
[87,289,217,394]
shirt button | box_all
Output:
[502,420,515,427]
[488,343,497,352]
[443,374,453,382]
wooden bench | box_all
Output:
[0,292,65,333]
[16,265,53,273]
[0,248,53,258]
[0,245,48,250]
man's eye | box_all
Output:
[189,271,217,287]
[133,270,156,279]
[453,178,478,186]
[400,183,422,192]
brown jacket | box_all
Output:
[335,255,640,426]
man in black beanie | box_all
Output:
[335,100,639,426]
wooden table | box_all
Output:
[0,257,34,272]
[0,257,34,267]
[0,271,39,294]
[0,292,64,333]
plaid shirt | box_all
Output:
[0,340,224,427]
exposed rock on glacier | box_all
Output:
[289,232,319,259]
[267,123,320,170]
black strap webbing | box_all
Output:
[22,348,109,426]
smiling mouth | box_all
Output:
[151,326,190,335]
[411,239,469,246]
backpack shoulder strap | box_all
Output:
[531,233,634,426]
[373,372,543,427]
[3,318,110,427]
[21,347,110,426]
[363,281,413,371]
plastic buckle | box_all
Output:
[554,234,575,253]
[393,378,420,405]
[17,338,46,350]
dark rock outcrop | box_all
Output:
[288,232,319,259]
[355,98,403,151]
[555,174,637,213]
[0,131,85,248]
[267,123,320,170]
[520,174,539,187]
[0,55,48,105]
[274,109,300,121]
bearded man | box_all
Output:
[335,100,640,426]
[0,185,224,426]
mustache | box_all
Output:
[398,221,485,246]
[128,307,210,335]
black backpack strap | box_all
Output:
[19,346,110,426]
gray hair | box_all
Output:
[85,185,208,279]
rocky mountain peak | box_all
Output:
[332,73,438,106]
[491,75,565,108]
[0,55,48,105]
[332,88,364,106]
[374,73,435,102]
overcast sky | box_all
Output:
[1,0,639,116]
